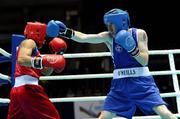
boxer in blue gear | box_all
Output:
[46,8,177,119]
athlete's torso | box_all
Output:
[15,46,41,79]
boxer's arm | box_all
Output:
[134,29,149,66]
[46,20,112,45]
[18,39,36,67]
[72,31,112,44]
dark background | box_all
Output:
[0,0,180,119]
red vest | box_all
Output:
[15,47,41,79]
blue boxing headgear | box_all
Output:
[104,8,130,34]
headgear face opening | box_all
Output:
[24,22,47,47]
[104,8,130,34]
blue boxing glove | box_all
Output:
[115,30,139,56]
[46,20,74,39]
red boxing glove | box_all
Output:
[31,54,65,72]
[42,54,65,72]
[49,37,67,54]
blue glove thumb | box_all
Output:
[46,20,60,37]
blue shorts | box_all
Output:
[103,76,166,119]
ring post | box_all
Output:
[11,34,25,86]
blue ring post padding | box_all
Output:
[11,34,25,86]
[0,56,10,63]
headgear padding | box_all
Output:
[104,8,130,34]
[24,22,47,47]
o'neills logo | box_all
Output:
[115,44,123,52]
[118,69,136,76]
[46,56,58,64]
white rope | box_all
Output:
[40,73,113,80]
[0,48,11,58]
[1,49,180,59]
[0,98,179,119]
[132,114,180,118]
[1,70,179,82]
[50,96,106,102]
[1,92,179,104]
[149,49,180,55]
[50,92,180,102]
[84,114,180,119]
[63,49,180,58]
[50,92,180,103]
[0,73,11,82]
[40,70,180,80]
[1,97,179,119]
[63,52,111,58]
[118,114,180,119]
[0,98,10,103]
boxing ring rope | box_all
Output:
[0,73,11,82]
[0,48,11,58]
[0,34,180,118]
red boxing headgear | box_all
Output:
[24,22,47,47]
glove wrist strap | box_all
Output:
[64,28,74,39]
[129,47,140,57]
[31,57,43,69]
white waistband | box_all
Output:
[14,75,39,87]
[113,67,151,79]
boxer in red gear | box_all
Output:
[7,22,66,119]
